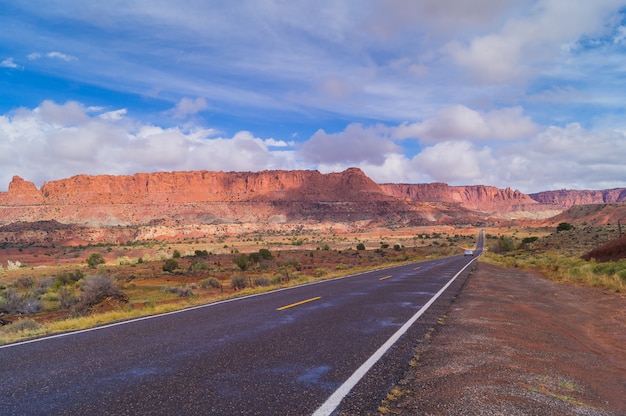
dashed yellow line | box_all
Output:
[379,275,393,281]
[276,296,321,311]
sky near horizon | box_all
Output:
[1,1,626,193]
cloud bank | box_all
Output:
[2,101,626,194]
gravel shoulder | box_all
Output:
[385,262,626,415]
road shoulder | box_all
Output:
[385,262,626,415]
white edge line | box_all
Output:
[313,256,478,416]
[0,260,428,350]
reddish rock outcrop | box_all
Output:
[0,169,445,229]
[530,189,626,209]
[381,183,560,218]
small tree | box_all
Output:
[356,243,366,251]
[233,253,249,271]
[172,250,181,258]
[557,222,573,232]
[86,253,105,268]
[163,259,179,272]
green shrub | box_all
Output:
[233,253,249,271]
[191,260,210,271]
[313,268,327,277]
[86,253,105,268]
[557,222,574,232]
[200,277,222,289]
[172,250,181,258]
[254,276,271,287]
[54,269,84,288]
[163,259,179,272]
[521,236,539,244]
[259,248,272,259]
[356,243,366,250]
[57,286,77,309]
[231,274,248,290]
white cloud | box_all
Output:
[170,97,209,119]
[1,57,21,69]
[393,105,537,142]
[445,0,624,83]
[301,123,399,165]
[0,101,300,190]
[98,109,127,121]
[413,141,495,183]
[28,51,77,61]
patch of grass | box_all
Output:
[482,251,626,292]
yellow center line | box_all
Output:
[276,296,321,311]
[414,266,421,270]
[379,275,393,281]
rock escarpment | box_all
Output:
[381,183,560,219]
[529,189,626,209]
[0,168,442,228]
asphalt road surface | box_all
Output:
[1,249,480,415]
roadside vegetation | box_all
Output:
[482,223,626,293]
[0,230,477,344]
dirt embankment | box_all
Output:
[386,262,626,415]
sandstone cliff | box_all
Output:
[530,189,626,209]
[381,183,560,219]
[0,168,446,228]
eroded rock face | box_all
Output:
[0,169,423,228]
[380,183,559,218]
[529,189,626,208]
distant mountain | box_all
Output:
[529,188,626,208]
[381,183,560,219]
[2,168,625,245]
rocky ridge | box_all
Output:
[530,188,626,208]
[2,168,624,245]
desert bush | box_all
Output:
[2,318,40,334]
[163,259,179,272]
[254,276,271,287]
[557,222,574,232]
[54,269,84,288]
[258,248,272,259]
[200,277,222,289]
[172,250,181,258]
[195,249,209,257]
[233,253,249,271]
[191,260,210,272]
[521,236,539,245]
[313,268,327,277]
[271,274,286,284]
[491,236,515,253]
[15,276,34,289]
[231,274,248,290]
[0,288,42,315]
[163,286,194,297]
[57,286,77,309]
[356,243,366,250]
[36,277,54,293]
[86,253,105,268]
[75,275,127,312]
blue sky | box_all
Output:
[1,1,626,193]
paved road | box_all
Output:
[1,250,480,415]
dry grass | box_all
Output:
[482,224,626,293]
